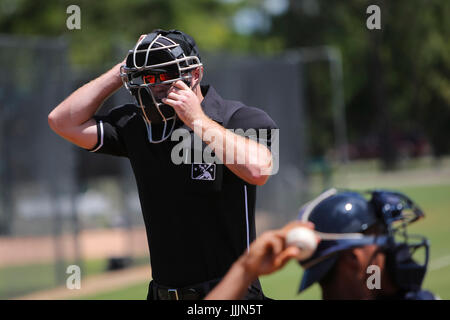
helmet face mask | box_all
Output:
[385,235,429,292]
[120,31,203,143]
[370,190,429,292]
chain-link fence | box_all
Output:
[0,35,148,299]
[203,53,310,228]
[0,35,78,297]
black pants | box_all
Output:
[147,278,267,300]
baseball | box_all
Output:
[285,227,318,261]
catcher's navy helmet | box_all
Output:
[297,188,429,293]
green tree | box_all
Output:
[269,0,450,169]
[0,0,244,67]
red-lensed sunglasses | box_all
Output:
[142,72,178,84]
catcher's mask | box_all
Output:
[297,188,429,294]
[120,29,203,143]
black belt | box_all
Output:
[152,278,222,300]
[157,287,201,300]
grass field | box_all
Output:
[0,259,107,299]
[0,256,149,299]
[75,182,450,300]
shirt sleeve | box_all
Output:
[227,106,279,151]
[85,107,128,157]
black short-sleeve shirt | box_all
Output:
[88,85,278,287]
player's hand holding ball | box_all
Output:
[285,225,320,261]
[238,221,320,280]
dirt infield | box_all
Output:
[0,227,149,267]
[14,264,151,300]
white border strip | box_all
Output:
[90,120,104,153]
[244,185,250,253]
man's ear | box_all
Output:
[191,66,203,90]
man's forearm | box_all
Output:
[192,116,273,186]
[48,63,123,131]
[204,258,257,300]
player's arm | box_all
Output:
[205,222,314,300]
[164,81,273,186]
[48,61,124,149]
[193,117,273,186]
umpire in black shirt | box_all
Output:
[48,29,278,300]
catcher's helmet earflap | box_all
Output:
[120,29,203,143]
[296,188,429,293]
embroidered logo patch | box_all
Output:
[191,163,216,181]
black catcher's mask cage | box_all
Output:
[120,29,203,143]
[369,190,430,292]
